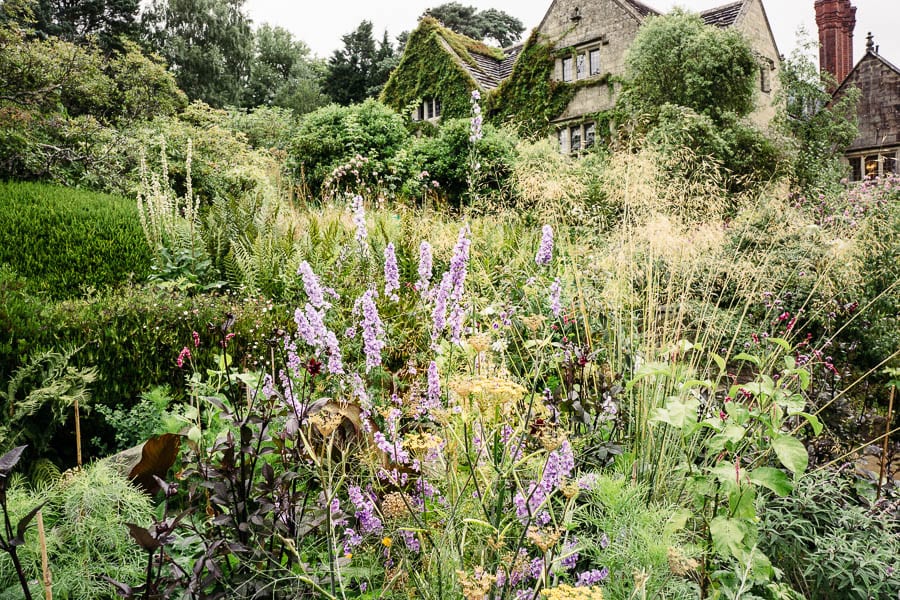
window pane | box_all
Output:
[865,155,879,177]
[850,157,862,182]
[570,126,581,152]
[562,57,573,82]
[589,49,601,75]
[883,154,897,175]
[576,54,586,79]
[558,129,566,153]
[585,123,596,149]
[760,65,771,93]
[434,98,442,117]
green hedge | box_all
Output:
[0,181,152,299]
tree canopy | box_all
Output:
[142,0,254,107]
[244,24,328,115]
[624,11,757,122]
[32,0,140,51]
[423,2,524,48]
[323,20,396,105]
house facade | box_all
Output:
[819,0,900,180]
[381,0,782,152]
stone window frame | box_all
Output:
[412,98,442,122]
[758,57,775,94]
[557,36,609,83]
[847,149,899,181]
[557,121,598,155]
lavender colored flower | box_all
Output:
[576,567,609,587]
[348,485,383,535]
[399,529,420,553]
[599,532,610,549]
[431,272,452,343]
[449,226,471,300]
[426,361,441,409]
[297,261,330,309]
[383,243,400,301]
[294,304,344,375]
[535,224,554,266]
[470,90,483,143]
[560,537,580,570]
[357,289,385,372]
[415,241,433,294]
[448,302,465,344]
[549,277,562,317]
[351,195,367,248]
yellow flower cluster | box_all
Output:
[526,526,562,553]
[382,492,410,519]
[456,567,496,600]
[403,432,444,457]
[541,584,604,600]
[450,375,527,414]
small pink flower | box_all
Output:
[192,331,200,348]
[176,347,191,368]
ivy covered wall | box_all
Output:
[381,18,486,120]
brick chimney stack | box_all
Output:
[815,0,857,84]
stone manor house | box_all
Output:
[381,0,782,153]
[818,0,900,180]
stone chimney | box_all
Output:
[815,0,857,84]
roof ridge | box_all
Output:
[700,0,744,15]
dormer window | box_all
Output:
[413,98,442,122]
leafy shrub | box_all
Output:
[0,461,153,600]
[289,99,409,196]
[759,468,900,599]
[0,182,151,299]
[403,117,518,204]
[0,280,289,459]
[227,105,299,151]
[573,474,699,599]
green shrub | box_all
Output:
[0,279,290,458]
[759,469,900,599]
[403,117,518,204]
[0,182,151,299]
[0,462,153,600]
[289,99,409,196]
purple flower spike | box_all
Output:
[358,289,385,372]
[416,241,433,294]
[535,225,554,266]
[549,278,562,317]
[384,243,400,301]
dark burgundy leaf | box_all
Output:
[102,576,134,598]
[126,523,161,551]
[15,501,46,542]
[128,434,181,494]
[0,445,26,476]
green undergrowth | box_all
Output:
[0,181,151,299]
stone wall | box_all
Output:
[537,0,641,122]
[839,52,900,152]
[734,0,782,128]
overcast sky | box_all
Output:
[245,0,899,66]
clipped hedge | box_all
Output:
[0,277,292,462]
[0,181,152,299]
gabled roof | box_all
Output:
[834,49,900,97]
[701,1,744,28]
[623,0,660,17]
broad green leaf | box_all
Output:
[773,434,808,474]
[733,352,762,366]
[749,467,793,496]
[729,485,756,519]
[710,516,745,557]
[767,337,793,354]
[626,361,672,390]
[664,509,692,535]
[796,412,824,436]
[649,397,700,429]
[710,352,726,374]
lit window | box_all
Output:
[570,126,581,152]
[584,123,596,149]
[562,57,573,82]
[589,49,601,75]
[865,155,879,178]
[576,54,586,79]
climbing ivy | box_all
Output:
[381,17,500,120]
